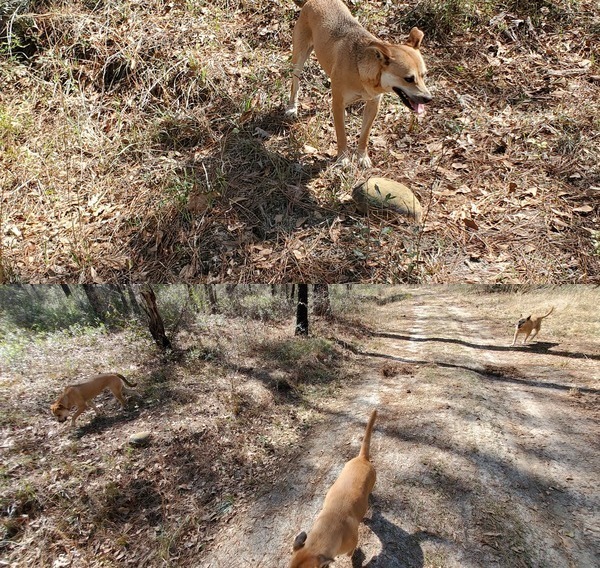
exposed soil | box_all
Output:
[200,288,600,567]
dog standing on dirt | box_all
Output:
[512,307,554,346]
[50,373,137,427]
[285,0,432,168]
[289,409,377,567]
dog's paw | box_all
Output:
[284,105,298,118]
[335,155,352,169]
[358,153,372,169]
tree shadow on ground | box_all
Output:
[371,331,600,362]
[127,107,354,281]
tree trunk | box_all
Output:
[295,284,309,336]
[125,285,143,317]
[60,284,72,298]
[204,284,218,314]
[140,287,172,350]
[83,285,108,323]
[313,284,332,317]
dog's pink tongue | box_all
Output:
[415,103,425,115]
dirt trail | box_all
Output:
[201,289,600,567]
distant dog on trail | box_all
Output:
[512,307,554,346]
[51,373,137,427]
[285,0,432,168]
[289,409,377,567]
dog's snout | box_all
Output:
[420,92,432,104]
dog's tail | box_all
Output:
[541,306,554,319]
[116,373,137,387]
[359,410,377,461]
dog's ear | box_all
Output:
[368,41,391,64]
[405,27,424,50]
[317,555,334,567]
[293,531,307,551]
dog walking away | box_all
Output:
[290,409,377,567]
[50,373,137,427]
[286,0,432,168]
[512,307,554,346]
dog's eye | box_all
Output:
[405,76,415,83]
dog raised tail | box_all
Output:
[541,307,554,319]
[359,410,377,461]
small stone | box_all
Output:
[352,177,422,222]
[129,431,152,447]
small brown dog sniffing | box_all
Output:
[50,373,137,427]
[289,409,377,568]
[286,0,432,168]
[512,307,554,346]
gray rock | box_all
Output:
[352,177,422,222]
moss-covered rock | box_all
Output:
[352,177,422,222]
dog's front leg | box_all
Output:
[285,30,313,118]
[357,96,382,168]
[332,89,350,166]
[511,330,519,346]
[71,406,86,427]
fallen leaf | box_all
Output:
[572,205,593,214]
[463,218,479,230]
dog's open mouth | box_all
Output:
[393,87,425,115]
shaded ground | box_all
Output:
[200,287,600,567]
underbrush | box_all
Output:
[1,0,599,282]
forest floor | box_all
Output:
[1,286,598,567]
[2,0,599,282]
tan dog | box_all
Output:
[512,307,554,345]
[50,373,137,427]
[290,409,377,567]
[285,0,432,168]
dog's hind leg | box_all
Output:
[110,385,127,409]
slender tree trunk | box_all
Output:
[125,285,143,317]
[140,287,172,350]
[313,284,332,317]
[60,284,72,298]
[204,284,218,314]
[295,284,309,336]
